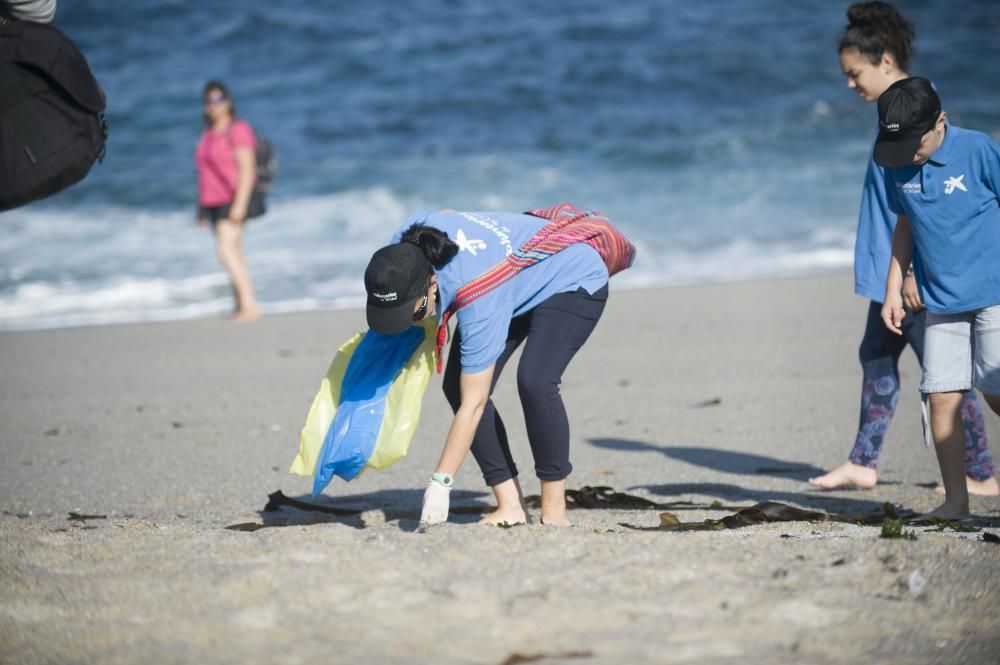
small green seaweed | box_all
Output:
[926,518,981,533]
[881,518,918,541]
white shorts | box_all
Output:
[921,304,1000,395]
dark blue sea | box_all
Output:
[2,0,999,329]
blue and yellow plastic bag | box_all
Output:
[289,318,436,495]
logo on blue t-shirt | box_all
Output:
[944,174,967,195]
[455,228,488,255]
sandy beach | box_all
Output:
[2,272,999,665]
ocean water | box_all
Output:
[2,0,999,330]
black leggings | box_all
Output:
[442,284,609,487]
[858,299,925,366]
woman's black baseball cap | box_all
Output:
[364,242,431,335]
[874,77,941,169]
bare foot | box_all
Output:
[932,475,1000,496]
[479,506,527,526]
[227,309,261,322]
[540,510,571,527]
[538,478,569,526]
[807,462,878,490]
[921,500,970,521]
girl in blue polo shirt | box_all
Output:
[877,77,1000,519]
[364,210,611,527]
[808,2,996,494]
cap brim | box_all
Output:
[366,295,420,336]
[873,134,922,169]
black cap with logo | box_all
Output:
[874,77,941,169]
[364,242,431,335]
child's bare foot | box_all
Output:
[807,462,878,490]
[932,475,1000,496]
[479,506,527,526]
[921,500,970,521]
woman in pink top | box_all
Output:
[194,81,260,320]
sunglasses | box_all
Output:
[205,95,227,106]
[412,295,429,322]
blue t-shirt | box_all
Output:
[854,130,896,303]
[393,211,609,372]
[884,125,1000,314]
[854,84,940,302]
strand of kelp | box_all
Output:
[226,486,1000,535]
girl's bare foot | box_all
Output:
[808,461,878,490]
[932,475,1000,496]
[967,476,1000,495]
[479,506,527,526]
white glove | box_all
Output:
[419,473,453,527]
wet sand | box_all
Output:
[2,272,999,664]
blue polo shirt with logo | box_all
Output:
[884,125,1000,314]
[392,211,609,372]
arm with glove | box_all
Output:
[420,366,494,526]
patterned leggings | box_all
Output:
[850,301,994,480]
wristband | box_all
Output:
[430,472,454,488]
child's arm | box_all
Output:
[901,269,923,311]
[881,214,913,335]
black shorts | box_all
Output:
[200,203,236,225]
[199,189,266,224]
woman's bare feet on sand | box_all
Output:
[932,475,1000,496]
[539,479,570,526]
[226,308,261,322]
[480,478,527,526]
[539,512,571,527]
[479,506,527,526]
[808,461,878,490]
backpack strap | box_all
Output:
[0,20,105,113]
[433,203,635,372]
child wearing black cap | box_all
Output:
[876,76,1000,519]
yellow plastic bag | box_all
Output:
[289,318,436,478]
[288,332,363,477]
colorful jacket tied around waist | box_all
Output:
[435,203,636,371]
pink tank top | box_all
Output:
[194,119,256,206]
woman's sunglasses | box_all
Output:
[205,95,227,106]
[412,295,429,322]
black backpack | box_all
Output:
[221,125,276,218]
[254,130,276,192]
[0,19,108,212]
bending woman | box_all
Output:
[364,209,618,526]
[808,2,996,493]
[194,80,261,321]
